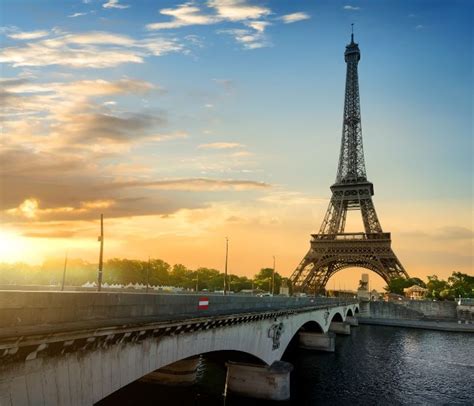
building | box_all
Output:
[403,285,428,300]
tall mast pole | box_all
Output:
[272,256,276,296]
[224,237,229,295]
[61,250,68,291]
[97,214,104,292]
[146,256,150,293]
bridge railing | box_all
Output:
[0,291,357,331]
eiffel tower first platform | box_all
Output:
[290,31,409,294]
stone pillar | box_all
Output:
[299,331,335,352]
[346,316,359,326]
[329,321,351,335]
[140,357,200,385]
[225,360,293,401]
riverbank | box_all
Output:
[358,317,474,333]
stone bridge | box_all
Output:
[0,292,359,404]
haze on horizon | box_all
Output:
[0,0,472,291]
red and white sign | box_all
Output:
[198,297,209,310]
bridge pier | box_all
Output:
[329,321,351,335]
[299,331,335,352]
[140,357,200,386]
[225,361,293,401]
[346,316,359,326]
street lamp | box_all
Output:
[224,237,229,296]
[272,255,276,296]
[97,214,104,292]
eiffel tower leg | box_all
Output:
[290,251,315,289]
[360,198,382,234]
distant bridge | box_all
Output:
[0,292,359,404]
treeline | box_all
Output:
[0,258,287,294]
[385,272,474,299]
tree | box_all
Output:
[169,264,194,288]
[384,277,411,295]
[148,259,171,286]
[448,272,474,298]
[425,275,449,300]
[253,268,282,294]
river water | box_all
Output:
[98,325,474,405]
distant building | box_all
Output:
[404,285,428,300]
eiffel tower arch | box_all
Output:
[290,31,409,294]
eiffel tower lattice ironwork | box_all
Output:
[290,31,409,293]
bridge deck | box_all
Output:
[0,292,356,348]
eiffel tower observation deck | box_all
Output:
[290,30,409,294]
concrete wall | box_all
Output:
[0,291,346,329]
[0,303,359,405]
[361,300,458,321]
[361,301,424,320]
[398,301,457,320]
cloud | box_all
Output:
[146,3,217,30]
[208,0,270,21]
[68,12,88,18]
[8,30,50,40]
[259,191,326,206]
[1,78,156,119]
[146,1,302,49]
[146,0,270,31]
[198,142,244,149]
[279,12,310,24]
[1,73,269,226]
[0,30,183,68]
[51,111,167,144]
[343,5,360,11]
[103,0,130,9]
[219,26,270,49]
[415,24,424,30]
[245,20,269,32]
[110,178,271,191]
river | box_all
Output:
[98,325,474,405]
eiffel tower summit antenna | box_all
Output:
[290,32,409,294]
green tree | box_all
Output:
[253,268,282,294]
[448,272,474,298]
[169,264,194,288]
[425,275,449,300]
[148,259,171,286]
[384,277,411,295]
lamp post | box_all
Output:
[224,237,229,296]
[97,214,104,292]
[146,257,150,293]
[196,269,199,293]
[61,250,68,291]
[272,255,276,296]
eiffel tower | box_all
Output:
[290,31,408,293]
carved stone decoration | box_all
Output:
[323,310,330,326]
[268,322,285,350]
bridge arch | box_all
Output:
[346,308,354,317]
[330,312,344,323]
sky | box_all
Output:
[0,0,472,290]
